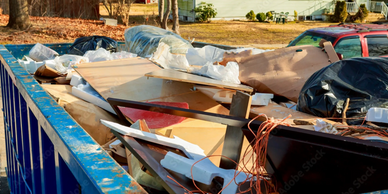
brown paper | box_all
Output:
[35,65,62,77]
[54,76,70,84]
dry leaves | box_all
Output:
[0,15,129,44]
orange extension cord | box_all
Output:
[168,114,292,194]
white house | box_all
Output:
[176,0,378,22]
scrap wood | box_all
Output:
[251,102,342,129]
[342,98,350,125]
[144,68,254,93]
[130,119,151,133]
[118,101,189,129]
[106,120,253,193]
[35,64,62,77]
[75,58,230,163]
[42,84,117,145]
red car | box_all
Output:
[288,23,388,59]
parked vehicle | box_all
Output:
[288,24,388,59]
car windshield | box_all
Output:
[288,31,336,47]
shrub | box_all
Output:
[194,2,218,22]
[256,12,266,22]
[266,11,273,20]
[357,4,369,21]
[246,10,256,21]
[294,10,298,21]
[333,1,348,23]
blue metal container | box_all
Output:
[0,43,146,194]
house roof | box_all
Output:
[306,24,388,37]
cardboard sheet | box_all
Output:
[238,45,332,102]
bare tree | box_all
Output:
[117,0,136,26]
[158,0,164,26]
[102,0,114,18]
[161,0,170,29]
[102,0,135,25]
[171,0,179,34]
[8,0,31,30]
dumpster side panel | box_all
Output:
[0,44,146,194]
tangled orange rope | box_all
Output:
[168,114,292,194]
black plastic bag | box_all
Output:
[297,57,388,122]
[68,36,118,55]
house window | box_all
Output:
[334,36,362,59]
[366,35,388,57]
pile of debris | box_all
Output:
[17,25,388,193]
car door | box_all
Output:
[364,34,388,57]
[333,35,363,59]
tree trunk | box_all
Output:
[162,0,171,30]
[171,0,179,35]
[158,0,164,26]
[8,0,31,30]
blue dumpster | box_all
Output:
[0,43,146,194]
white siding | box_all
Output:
[200,0,334,19]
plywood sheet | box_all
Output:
[145,69,253,92]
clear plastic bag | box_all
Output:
[29,43,59,62]
[110,51,137,60]
[186,46,225,66]
[83,48,113,62]
[54,55,89,68]
[124,25,193,57]
[150,42,190,70]
[191,62,241,84]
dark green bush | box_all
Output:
[333,1,348,23]
[266,11,273,20]
[246,10,256,21]
[194,2,217,22]
[256,12,266,22]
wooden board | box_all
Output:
[42,85,117,145]
[250,102,342,128]
[250,102,318,121]
[74,58,230,157]
[145,69,254,93]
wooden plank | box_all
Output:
[145,69,254,93]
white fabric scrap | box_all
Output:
[314,119,338,134]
